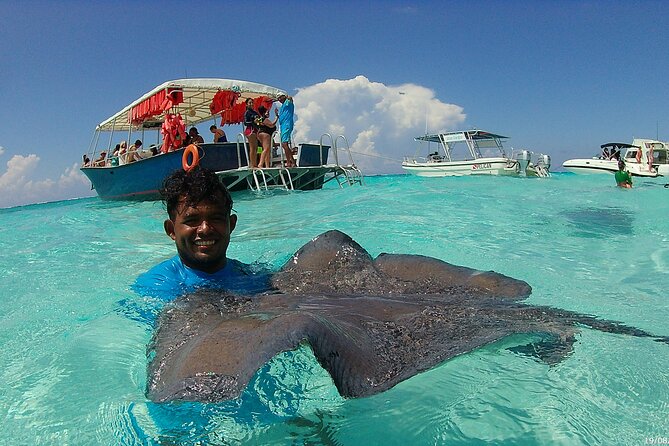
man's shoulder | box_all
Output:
[132,256,187,299]
[132,256,268,300]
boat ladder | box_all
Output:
[328,134,365,187]
[235,133,295,192]
[248,167,295,191]
[336,165,364,186]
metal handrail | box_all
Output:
[334,134,355,166]
[320,133,335,166]
[236,133,250,169]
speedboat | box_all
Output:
[80,78,363,200]
[402,130,550,177]
[562,140,668,177]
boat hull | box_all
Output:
[81,143,250,200]
[81,142,356,200]
[562,158,659,177]
[401,158,519,177]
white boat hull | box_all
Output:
[402,158,519,177]
[562,158,659,177]
[562,159,618,175]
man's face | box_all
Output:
[164,196,237,273]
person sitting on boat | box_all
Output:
[118,141,128,165]
[256,106,277,169]
[132,166,269,301]
[615,160,633,188]
[107,144,121,167]
[210,125,227,143]
[92,151,107,167]
[82,154,91,167]
[126,140,144,163]
[188,127,205,145]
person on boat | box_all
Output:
[188,127,204,145]
[276,93,296,167]
[209,125,227,143]
[132,166,268,301]
[92,151,107,167]
[244,98,260,168]
[118,141,128,165]
[256,106,277,169]
[107,144,121,167]
[82,154,91,167]
[615,160,633,188]
[126,140,144,163]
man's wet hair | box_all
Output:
[160,167,233,219]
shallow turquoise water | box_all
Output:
[1,173,668,445]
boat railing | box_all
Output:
[235,133,251,169]
[332,134,364,186]
[334,135,356,166]
[319,133,335,166]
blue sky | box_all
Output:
[1,0,668,207]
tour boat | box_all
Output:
[80,78,363,200]
[402,130,550,177]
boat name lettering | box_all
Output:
[472,163,491,170]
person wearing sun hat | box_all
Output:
[276,93,296,167]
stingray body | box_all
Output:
[147,230,666,403]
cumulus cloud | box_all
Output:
[293,75,466,174]
[0,153,91,209]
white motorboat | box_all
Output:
[562,140,668,177]
[402,130,529,177]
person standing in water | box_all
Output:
[615,160,633,188]
[133,167,269,301]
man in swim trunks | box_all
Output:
[133,167,268,301]
[277,93,296,167]
[615,160,633,188]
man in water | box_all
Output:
[615,160,633,188]
[276,93,296,167]
[133,167,268,301]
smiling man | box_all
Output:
[133,167,269,301]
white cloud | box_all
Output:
[0,154,91,209]
[293,75,466,174]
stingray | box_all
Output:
[147,230,667,403]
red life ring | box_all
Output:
[182,144,200,172]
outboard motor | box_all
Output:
[515,150,531,175]
[537,154,551,170]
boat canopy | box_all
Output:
[416,130,508,144]
[96,78,287,132]
[600,142,639,150]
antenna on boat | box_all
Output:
[424,107,429,136]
